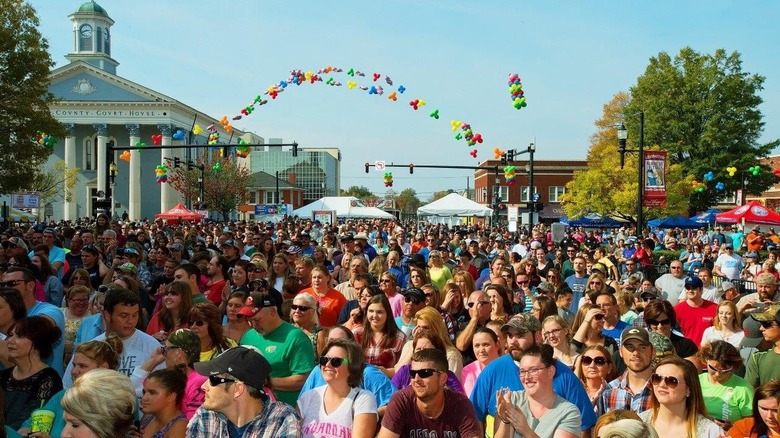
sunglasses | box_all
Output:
[760,321,778,329]
[189,320,206,327]
[581,356,608,366]
[467,301,489,308]
[650,373,680,389]
[319,356,349,367]
[646,319,671,326]
[160,345,181,354]
[592,313,605,321]
[404,296,424,304]
[208,375,236,386]
[707,363,733,374]
[290,304,311,312]
[409,368,439,379]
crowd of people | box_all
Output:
[3,214,780,437]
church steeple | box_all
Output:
[65,1,119,74]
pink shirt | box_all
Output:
[461,360,484,398]
[183,371,207,419]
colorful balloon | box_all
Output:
[192,125,203,135]
[726,166,737,177]
[119,151,131,162]
[750,166,761,176]
[172,129,185,140]
[151,134,162,145]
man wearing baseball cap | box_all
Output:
[469,314,595,436]
[238,292,315,406]
[188,346,302,436]
[598,327,656,416]
[745,303,780,387]
[736,273,780,315]
[674,276,717,347]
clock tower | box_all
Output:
[65,1,118,74]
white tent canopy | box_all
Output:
[418,193,493,217]
[292,197,394,221]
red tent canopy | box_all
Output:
[155,203,205,222]
[715,201,780,225]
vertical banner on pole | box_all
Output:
[643,150,667,207]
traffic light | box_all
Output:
[364,163,370,173]
[292,142,299,157]
[173,157,181,168]
[221,147,228,158]
[187,160,194,171]
[535,202,544,212]
[409,163,414,174]
[500,153,507,165]
[507,149,515,162]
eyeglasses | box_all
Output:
[467,301,489,308]
[518,366,548,378]
[707,363,733,374]
[650,373,680,389]
[290,304,311,312]
[409,368,439,379]
[646,319,671,326]
[404,296,424,304]
[69,298,89,304]
[160,345,181,354]
[670,266,682,270]
[319,356,349,367]
[208,375,236,386]
[189,320,206,327]
[581,356,608,366]
[542,328,565,338]
[0,279,25,287]
[379,279,393,283]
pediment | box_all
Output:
[49,61,176,103]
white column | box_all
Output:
[63,124,77,221]
[94,123,108,201]
[159,124,174,212]
[126,124,141,220]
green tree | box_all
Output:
[627,47,779,213]
[166,155,251,220]
[29,160,80,205]
[395,188,421,215]
[430,189,454,202]
[340,185,375,199]
[0,0,65,194]
[563,93,692,222]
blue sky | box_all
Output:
[29,0,780,200]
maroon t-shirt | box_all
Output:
[382,387,481,438]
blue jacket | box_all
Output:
[469,353,596,431]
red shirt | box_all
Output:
[301,287,347,327]
[205,279,227,306]
[674,299,717,347]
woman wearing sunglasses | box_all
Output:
[222,291,250,343]
[291,293,327,357]
[146,281,194,342]
[188,302,236,362]
[495,344,581,438]
[574,345,615,410]
[570,303,618,355]
[639,356,723,438]
[727,380,780,438]
[642,300,700,370]
[135,329,206,419]
[697,341,753,431]
[297,338,378,438]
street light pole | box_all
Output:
[617,111,645,236]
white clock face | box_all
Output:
[80,24,92,38]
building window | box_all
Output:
[84,138,93,170]
[96,27,102,52]
[520,186,538,202]
[499,186,509,203]
[549,186,566,203]
[719,192,737,204]
[265,191,278,204]
[104,28,110,56]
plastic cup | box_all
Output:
[30,409,55,434]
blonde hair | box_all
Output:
[597,419,659,438]
[61,369,136,438]
[414,306,454,348]
[712,300,741,331]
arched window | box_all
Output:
[84,138,93,170]
[96,27,102,52]
[104,28,110,56]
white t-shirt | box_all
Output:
[297,386,378,438]
[639,411,723,438]
[654,274,686,304]
[714,253,744,281]
[701,285,722,304]
[62,329,162,388]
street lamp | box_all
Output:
[109,162,118,184]
[617,111,645,235]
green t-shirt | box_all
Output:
[192,293,210,304]
[746,348,780,388]
[240,322,315,406]
[698,373,753,423]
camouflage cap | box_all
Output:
[750,303,780,322]
[501,313,542,335]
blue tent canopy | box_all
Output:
[648,215,701,229]
[690,209,722,225]
[560,214,623,228]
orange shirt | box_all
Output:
[747,232,765,251]
[301,287,347,327]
